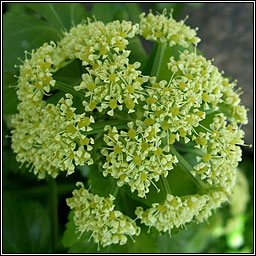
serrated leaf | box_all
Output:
[3,12,60,73]
[24,3,88,31]
[3,193,51,253]
[3,72,19,115]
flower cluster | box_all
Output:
[192,114,244,191]
[10,9,249,248]
[101,121,178,197]
[59,19,147,115]
[135,190,227,235]
[66,182,140,247]
[12,93,95,178]
[139,9,201,47]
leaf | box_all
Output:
[127,36,148,65]
[3,12,60,73]
[4,3,88,73]
[88,164,115,198]
[3,72,19,115]
[24,3,88,31]
[124,175,167,208]
[53,59,82,85]
[109,226,159,253]
[91,3,123,23]
[3,193,51,253]
[124,3,143,23]
[7,3,30,14]
[158,222,211,253]
[166,164,197,196]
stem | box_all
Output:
[161,176,172,194]
[110,182,120,198]
[175,145,203,156]
[82,120,128,136]
[55,81,84,98]
[48,178,58,252]
[169,145,207,193]
[150,42,167,80]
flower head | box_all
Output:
[66,182,140,247]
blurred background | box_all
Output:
[3,2,254,254]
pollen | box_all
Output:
[202,153,211,162]
[86,83,96,91]
[146,97,156,105]
[109,73,117,83]
[114,145,122,154]
[144,117,154,126]
[134,155,142,166]
[109,99,118,109]
[78,117,91,128]
[128,129,136,139]
[179,81,186,90]
[161,121,170,130]
[126,84,135,94]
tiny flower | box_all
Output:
[66,182,140,247]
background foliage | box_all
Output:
[3,2,253,253]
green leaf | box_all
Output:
[109,226,159,253]
[3,12,60,73]
[24,3,88,31]
[124,176,167,208]
[3,72,19,115]
[3,193,51,253]
[127,36,148,64]
[7,3,30,14]
[91,3,123,23]
[62,211,79,248]
[166,164,197,196]
[124,3,143,23]
[88,164,115,197]
[152,44,202,82]
[4,3,88,73]
[158,222,211,253]
[53,59,82,85]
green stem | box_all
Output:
[48,178,58,252]
[169,145,207,193]
[150,42,167,80]
[110,182,120,198]
[161,176,172,194]
[83,120,128,136]
[55,81,84,98]
[175,145,203,156]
